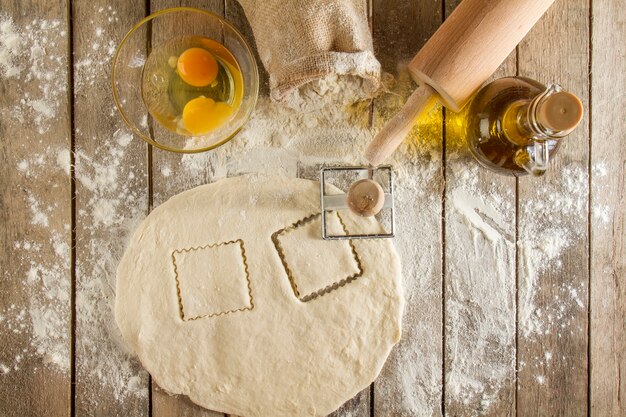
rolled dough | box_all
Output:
[115,174,403,417]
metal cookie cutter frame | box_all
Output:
[320,166,395,240]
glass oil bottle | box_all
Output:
[461,76,583,176]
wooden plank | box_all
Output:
[147,1,226,416]
[0,0,71,416]
[442,0,517,414]
[72,1,150,415]
[516,0,590,415]
[371,1,445,416]
[590,0,626,414]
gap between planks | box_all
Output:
[440,2,447,415]
[66,0,77,415]
[585,0,593,415]
[514,44,520,417]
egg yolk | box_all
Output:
[176,48,218,87]
[182,96,233,135]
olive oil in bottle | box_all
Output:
[462,77,583,176]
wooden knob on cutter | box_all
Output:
[347,179,385,217]
[537,91,583,132]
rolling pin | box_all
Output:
[364,0,557,166]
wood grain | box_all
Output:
[0,1,71,416]
[590,0,626,414]
[516,0,590,415]
[72,0,150,415]
[442,0,518,414]
[371,1,444,416]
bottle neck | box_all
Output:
[503,84,568,146]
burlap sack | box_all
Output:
[237,0,382,101]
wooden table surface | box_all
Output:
[1,0,624,416]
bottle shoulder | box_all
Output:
[468,76,546,110]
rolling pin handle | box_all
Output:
[364,84,437,166]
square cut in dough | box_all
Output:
[274,213,362,301]
[172,240,252,320]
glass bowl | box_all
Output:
[112,7,259,153]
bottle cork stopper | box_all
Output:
[347,179,385,217]
[537,91,583,132]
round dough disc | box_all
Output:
[115,174,403,417]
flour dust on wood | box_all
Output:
[0,13,70,377]
[0,9,149,403]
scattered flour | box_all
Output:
[56,149,71,175]
[593,204,610,224]
[1,8,148,407]
[450,186,512,243]
[26,193,50,227]
[592,162,608,177]
[445,151,588,411]
[74,8,119,92]
[591,162,612,227]
[70,5,150,403]
[518,164,588,339]
[0,15,67,134]
[2,231,70,374]
[445,158,516,413]
[444,151,588,412]
[0,364,10,374]
[16,160,29,171]
[0,17,22,77]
